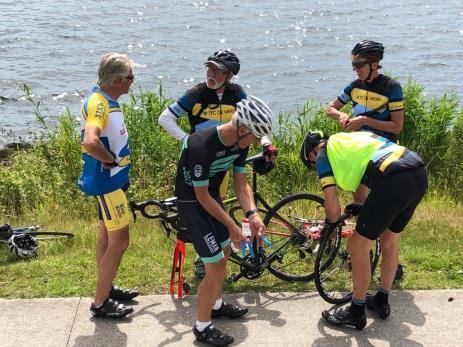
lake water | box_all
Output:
[1,0,462,145]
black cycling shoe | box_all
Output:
[193,325,234,346]
[109,284,139,301]
[90,298,134,318]
[366,294,391,319]
[322,305,366,330]
[211,302,248,319]
[194,258,206,279]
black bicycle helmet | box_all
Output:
[205,49,240,75]
[8,234,38,259]
[300,130,328,169]
[351,40,384,61]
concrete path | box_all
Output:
[0,290,462,346]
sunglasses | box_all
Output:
[351,61,371,69]
[125,74,135,81]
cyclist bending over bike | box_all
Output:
[175,96,275,346]
[300,130,427,330]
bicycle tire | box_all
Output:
[21,231,74,241]
[228,205,269,227]
[314,226,381,305]
[262,192,325,282]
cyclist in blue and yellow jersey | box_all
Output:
[175,96,274,346]
[78,53,139,319]
[159,49,277,279]
[326,40,406,277]
[300,131,427,330]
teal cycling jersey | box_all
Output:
[175,126,248,200]
[78,86,131,196]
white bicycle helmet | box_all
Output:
[233,96,275,139]
[8,234,38,259]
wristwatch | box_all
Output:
[245,209,257,218]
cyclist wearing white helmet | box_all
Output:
[175,96,274,346]
[159,50,277,280]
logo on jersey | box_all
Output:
[194,165,203,178]
[216,150,226,157]
[204,233,219,253]
[95,103,105,119]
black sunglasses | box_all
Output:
[125,74,135,81]
[351,61,371,69]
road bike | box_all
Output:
[0,223,74,259]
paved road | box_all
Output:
[0,290,461,346]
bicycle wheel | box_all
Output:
[228,204,269,227]
[25,231,74,241]
[314,225,381,305]
[262,192,325,282]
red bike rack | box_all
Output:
[170,239,187,298]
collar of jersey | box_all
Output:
[216,126,226,146]
[92,85,117,103]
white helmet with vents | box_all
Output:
[233,96,275,139]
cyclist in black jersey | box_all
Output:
[159,50,277,280]
[300,130,428,330]
[175,96,275,346]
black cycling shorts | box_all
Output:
[356,166,428,240]
[176,198,231,264]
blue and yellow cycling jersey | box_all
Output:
[168,82,247,133]
[315,132,423,191]
[338,74,404,141]
[78,86,130,196]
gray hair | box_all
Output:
[97,52,133,88]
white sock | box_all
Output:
[195,320,211,332]
[212,298,223,310]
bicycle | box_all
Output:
[313,211,381,305]
[0,223,74,258]
[130,153,326,293]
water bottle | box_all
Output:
[241,218,254,257]
[241,218,251,237]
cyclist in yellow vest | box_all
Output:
[300,131,427,330]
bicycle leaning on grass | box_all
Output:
[0,223,74,259]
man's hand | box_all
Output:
[345,203,363,216]
[263,144,278,162]
[228,223,245,250]
[338,112,351,128]
[102,160,118,169]
[320,219,339,239]
[345,116,366,130]
[248,212,265,242]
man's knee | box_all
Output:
[205,258,227,281]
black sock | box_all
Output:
[349,302,365,317]
[375,291,389,305]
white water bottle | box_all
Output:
[241,218,251,237]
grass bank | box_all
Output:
[0,80,462,297]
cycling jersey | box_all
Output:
[168,82,247,133]
[175,126,248,200]
[78,86,131,196]
[315,132,423,192]
[338,74,404,141]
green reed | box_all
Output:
[0,79,462,216]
